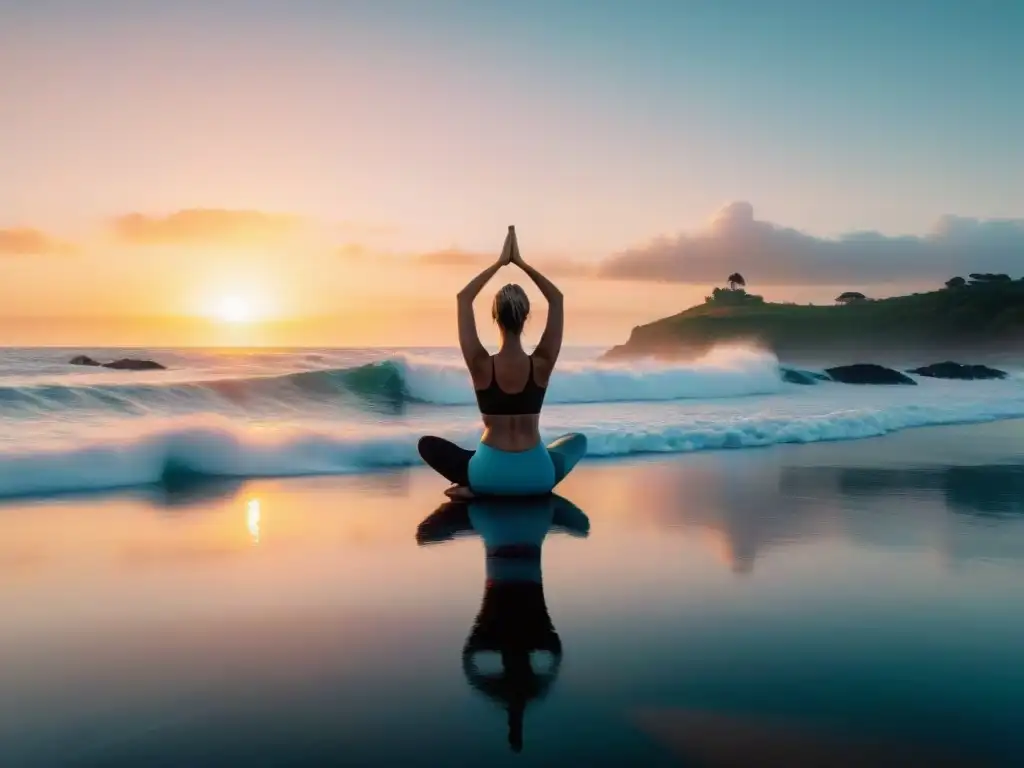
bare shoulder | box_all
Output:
[532,353,556,387]
[468,355,493,390]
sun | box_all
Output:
[216,295,253,323]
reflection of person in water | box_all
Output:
[416,495,589,753]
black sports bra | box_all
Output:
[475,356,547,415]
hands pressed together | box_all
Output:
[498,226,526,269]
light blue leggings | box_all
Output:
[418,432,588,496]
[469,433,587,495]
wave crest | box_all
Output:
[0,346,787,415]
[4,384,1024,499]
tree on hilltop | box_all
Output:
[727,272,746,291]
[835,291,867,305]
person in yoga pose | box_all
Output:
[418,226,587,499]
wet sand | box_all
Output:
[2,421,1024,766]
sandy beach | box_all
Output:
[2,420,1023,766]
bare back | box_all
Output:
[471,351,554,452]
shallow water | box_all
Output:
[4,346,1024,499]
[1,422,1023,766]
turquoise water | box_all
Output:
[1,421,1023,765]
[4,346,1024,498]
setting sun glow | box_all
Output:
[216,296,253,323]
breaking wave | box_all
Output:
[4,387,1024,499]
[0,347,786,415]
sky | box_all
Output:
[1,0,1022,346]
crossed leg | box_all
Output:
[417,432,588,499]
[545,432,588,484]
[417,436,475,499]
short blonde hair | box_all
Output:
[492,283,530,334]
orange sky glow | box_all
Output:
[3,5,1018,348]
[0,213,711,346]
[0,207,929,347]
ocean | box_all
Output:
[3,346,1024,765]
[3,345,1024,499]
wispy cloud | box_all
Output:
[338,203,1024,290]
[336,244,488,266]
[0,228,75,256]
[111,208,300,246]
[598,202,1024,286]
[338,243,594,278]
[334,220,401,239]
[415,248,492,267]
[336,243,371,261]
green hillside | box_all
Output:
[604,278,1024,362]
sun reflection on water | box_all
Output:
[246,499,261,545]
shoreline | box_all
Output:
[2,415,1022,766]
[3,417,1023,508]
[4,345,1024,500]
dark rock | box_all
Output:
[102,358,166,371]
[825,363,917,385]
[69,355,102,366]
[781,368,819,385]
[909,361,1007,380]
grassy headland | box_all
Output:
[604,276,1024,364]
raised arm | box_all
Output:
[510,231,563,375]
[457,228,512,375]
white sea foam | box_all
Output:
[0,346,789,415]
[396,345,786,405]
[2,378,1024,499]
